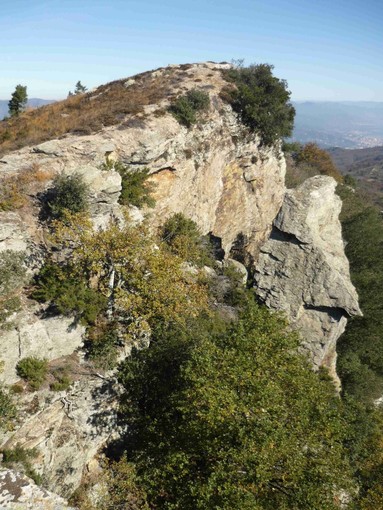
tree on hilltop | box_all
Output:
[68,80,87,97]
[8,85,28,117]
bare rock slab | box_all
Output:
[254,176,361,384]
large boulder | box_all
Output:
[254,176,361,385]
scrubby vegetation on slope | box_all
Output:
[110,296,355,510]
[0,64,195,156]
[169,89,210,127]
[336,184,383,403]
[222,63,295,146]
[284,142,343,187]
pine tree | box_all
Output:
[8,85,28,117]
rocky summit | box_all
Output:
[0,62,360,506]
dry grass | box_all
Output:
[0,163,54,211]
[0,67,190,157]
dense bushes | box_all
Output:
[31,212,209,369]
[101,160,155,208]
[336,185,383,402]
[16,357,48,390]
[113,297,353,510]
[45,173,88,219]
[222,63,295,146]
[32,262,107,325]
[161,213,213,266]
[169,89,210,127]
[284,142,343,188]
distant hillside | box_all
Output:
[0,98,55,119]
[328,146,383,206]
[293,102,383,149]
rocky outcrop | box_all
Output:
[1,373,121,497]
[0,63,285,263]
[0,307,85,384]
[0,468,75,509]
[0,63,360,500]
[254,176,361,384]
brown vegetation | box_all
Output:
[0,163,53,211]
[0,67,184,157]
[285,143,343,188]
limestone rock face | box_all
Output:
[254,176,361,383]
[0,468,75,509]
[0,62,285,262]
[1,375,121,497]
[0,307,85,384]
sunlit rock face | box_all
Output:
[0,468,75,509]
[254,176,361,385]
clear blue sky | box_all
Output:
[1,0,382,101]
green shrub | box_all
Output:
[169,89,210,127]
[161,213,214,266]
[102,160,155,208]
[222,63,295,146]
[0,386,16,430]
[16,357,48,390]
[46,172,88,219]
[31,262,107,325]
[116,298,353,509]
[1,446,42,485]
[87,323,120,370]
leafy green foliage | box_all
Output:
[31,213,209,364]
[116,298,353,509]
[98,458,150,510]
[8,84,28,117]
[1,446,42,485]
[31,262,107,325]
[284,143,343,188]
[86,322,120,370]
[222,63,295,146]
[115,163,155,208]
[161,213,214,267]
[16,357,48,390]
[169,89,210,127]
[295,143,343,182]
[336,184,383,402]
[45,173,88,219]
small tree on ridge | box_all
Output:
[8,85,28,117]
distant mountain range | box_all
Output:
[292,101,383,149]
[0,98,55,119]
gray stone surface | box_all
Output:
[0,468,75,509]
[0,308,85,384]
[1,374,122,498]
[0,213,28,253]
[254,176,361,384]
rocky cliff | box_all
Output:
[0,62,360,502]
[254,176,361,386]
